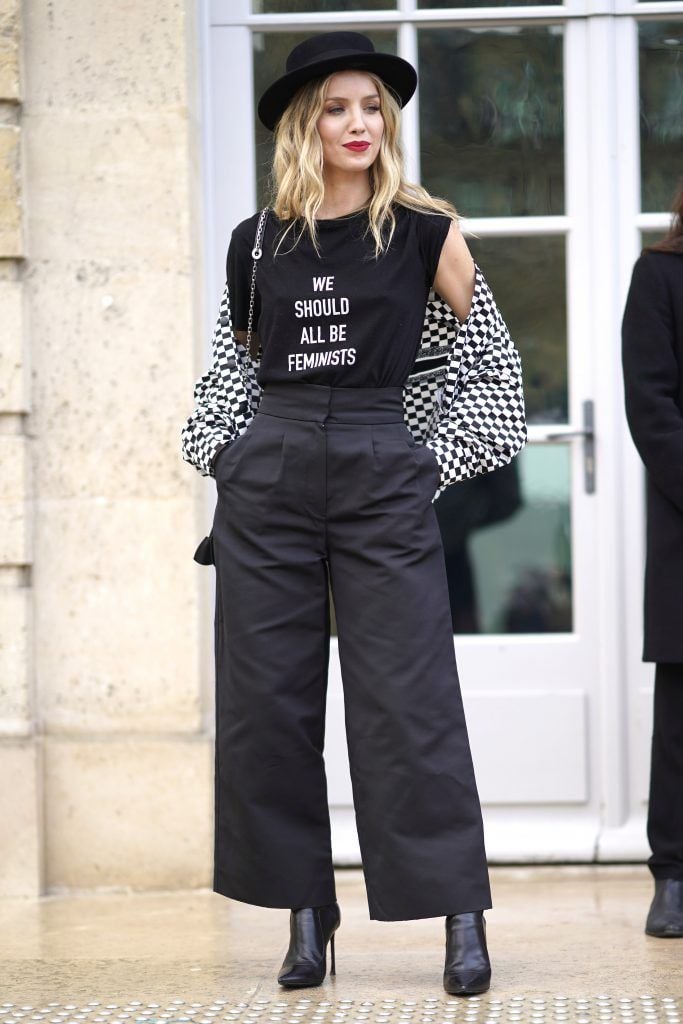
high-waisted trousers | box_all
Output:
[211,380,492,921]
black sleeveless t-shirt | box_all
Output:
[226,203,452,389]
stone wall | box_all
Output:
[0,0,40,897]
[0,0,212,894]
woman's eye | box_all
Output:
[326,105,381,114]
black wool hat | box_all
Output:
[257,31,418,133]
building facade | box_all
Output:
[1,0,681,894]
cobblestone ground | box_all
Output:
[1,868,680,1011]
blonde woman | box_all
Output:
[181,31,526,994]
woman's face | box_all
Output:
[316,71,384,175]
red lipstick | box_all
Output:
[343,142,370,151]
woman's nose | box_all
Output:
[348,106,366,130]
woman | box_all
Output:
[621,183,683,939]
[181,31,527,992]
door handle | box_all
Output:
[540,399,595,494]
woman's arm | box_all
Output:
[621,253,683,512]
[180,280,261,477]
[432,220,476,323]
[422,260,528,496]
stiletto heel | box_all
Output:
[277,901,341,988]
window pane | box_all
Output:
[419,0,559,6]
[466,234,568,425]
[418,26,564,217]
[639,23,683,213]
[641,229,670,250]
[253,1,394,10]
[437,443,572,634]
[253,30,398,207]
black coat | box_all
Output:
[621,250,683,663]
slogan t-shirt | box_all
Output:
[226,202,452,389]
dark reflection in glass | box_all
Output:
[639,24,683,213]
[419,0,557,5]
[641,229,670,250]
[418,26,564,217]
[419,0,558,6]
[254,0,394,9]
[465,234,567,425]
[437,443,572,634]
[253,30,398,208]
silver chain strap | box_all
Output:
[245,206,270,358]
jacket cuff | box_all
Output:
[422,441,445,503]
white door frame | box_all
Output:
[200,0,683,863]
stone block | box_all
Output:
[0,280,27,412]
[0,434,30,564]
[0,124,22,256]
[44,734,212,890]
[0,585,31,734]
[0,0,19,102]
[22,1,188,113]
[27,263,198,502]
[23,111,194,268]
[0,739,42,896]
[34,496,202,734]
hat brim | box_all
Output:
[257,52,417,132]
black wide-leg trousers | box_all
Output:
[647,663,683,881]
[211,380,491,921]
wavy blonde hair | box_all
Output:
[267,69,459,260]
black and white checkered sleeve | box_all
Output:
[424,263,527,496]
[180,280,262,478]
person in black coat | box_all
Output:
[621,183,683,938]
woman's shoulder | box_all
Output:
[631,248,683,289]
[394,203,455,243]
[636,247,683,267]
[231,210,264,245]
[395,200,454,220]
[395,203,454,252]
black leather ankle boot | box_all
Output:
[443,910,491,995]
[277,901,341,988]
[645,879,683,937]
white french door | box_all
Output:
[204,0,683,862]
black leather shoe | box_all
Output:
[443,910,491,995]
[645,879,683,938]
[277,902,341,988]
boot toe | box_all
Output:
[277,962,326,987]
[443,968,491,995]
[645,880,683,938]
[645,918,683,938]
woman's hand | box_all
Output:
[432,220,476,322]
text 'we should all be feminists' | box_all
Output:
[288,275,357,372]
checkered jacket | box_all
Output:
[181,262,527,503]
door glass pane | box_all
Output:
[419,0,559,5]
[466,235,568,425]
[418,26,564,217]
[254,1,394,9]
[639,23,683,213]
[253,30,398,207]
[437,444,572,634]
